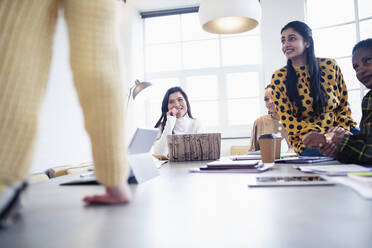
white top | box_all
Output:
[152,115,204,156]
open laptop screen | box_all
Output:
[129,128,159,154]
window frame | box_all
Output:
[305,0,372,123]
[141,9,265,138]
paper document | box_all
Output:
[348,172,372,182]
[231,152,298,161]
[230,154,261,160]
[153,157,168,168]
[281,152,298,158]
[331,176,372,199]
[297,164,372,176]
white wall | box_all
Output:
[118,3,146,139]
[31,13,92,173]
[260,0,306,84]
[31,4,143,173]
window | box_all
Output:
[143,12,263,137]
[306,0,372,122]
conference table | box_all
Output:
[1,161,372,248]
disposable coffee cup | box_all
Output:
[274,137,282,159]
[258,134,276,163]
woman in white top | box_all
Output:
[153,87,204,156]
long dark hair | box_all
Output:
[154,87,194,133]
[281,21,326,118]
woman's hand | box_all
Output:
[327,126,352,136]
[318,127,349,157]
[319,141,338,157]
[83,182,132,205]
[303,132,326,149]
[167,107,179,117]
[303,127,351,150]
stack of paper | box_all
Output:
[276,156,334,164]
[296,164,372,176]
[230,151,298,161]
[348,172,372,182]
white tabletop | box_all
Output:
[1,161,372,248]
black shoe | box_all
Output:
[0,182,28,229]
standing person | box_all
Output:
[249,86,291,152]
[153,87,204,156]
[0,0,131,225]
[304,39,372,164]
[270,21,357,156]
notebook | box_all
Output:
[275,156,334,164]
[167,133,221,162]
[60,128,160,185]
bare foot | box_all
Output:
[83,183,132,205]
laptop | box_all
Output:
[60,128,160,185]
[167,133,221,162]
[127,128,160,183]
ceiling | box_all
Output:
[127,0,200,12]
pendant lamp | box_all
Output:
[198,0,261,34]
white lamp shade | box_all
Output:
[199,0,262,34]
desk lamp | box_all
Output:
[127,79,152,107]
[198,0,261,34]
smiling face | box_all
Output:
[352,47,372,89]
[281,28,310,66]
[168,91,188,118]
[264,88,277,114]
